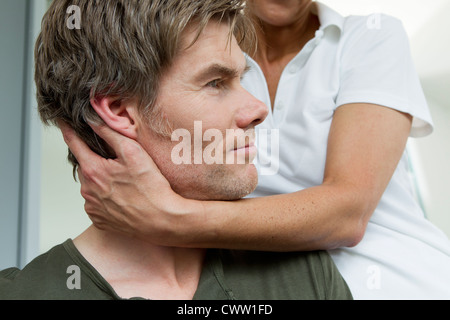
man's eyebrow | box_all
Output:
[193,63,250,83]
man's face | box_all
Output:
[136,21,268,201]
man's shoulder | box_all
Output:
[0,241,70,299]
[0,240,113,300]
[219,248,329,267]
[0,267,21,280]
[220,249,340,281]
[217,249,352,300]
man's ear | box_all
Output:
[90,95,139,140]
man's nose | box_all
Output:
[235,89,269,129]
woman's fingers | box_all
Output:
[88,122,130,158]
[58,120,96,167]
[57,120,190,245]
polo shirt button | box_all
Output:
[289,64,299,74]
[315,30,324,39]
[315,30,324,45]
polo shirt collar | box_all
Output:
[312,2,344,35]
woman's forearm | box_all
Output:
[174,183,369,252]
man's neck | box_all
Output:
[74,225,206,300]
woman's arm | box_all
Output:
[61,103,412,251]
[174,103,412,251]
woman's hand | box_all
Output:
[58,121,201,245]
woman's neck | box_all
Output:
[254,10,320,63]
[251,6,321,108]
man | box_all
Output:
[0,0,352,300]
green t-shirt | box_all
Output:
[0,240,352,300]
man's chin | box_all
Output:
[210,166,258,201]
[183,182,257,201]
[176,166,258,201]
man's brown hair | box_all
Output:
[35,0,255,171]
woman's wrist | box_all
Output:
[147,193,210,247]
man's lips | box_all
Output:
[232,142,255,151]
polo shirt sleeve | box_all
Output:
[336,15,433,138]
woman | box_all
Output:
[62,1,450,299]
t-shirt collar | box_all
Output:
[312,2,345,35]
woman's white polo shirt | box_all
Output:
[242,2,450,299]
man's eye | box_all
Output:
[206,79,222,89]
